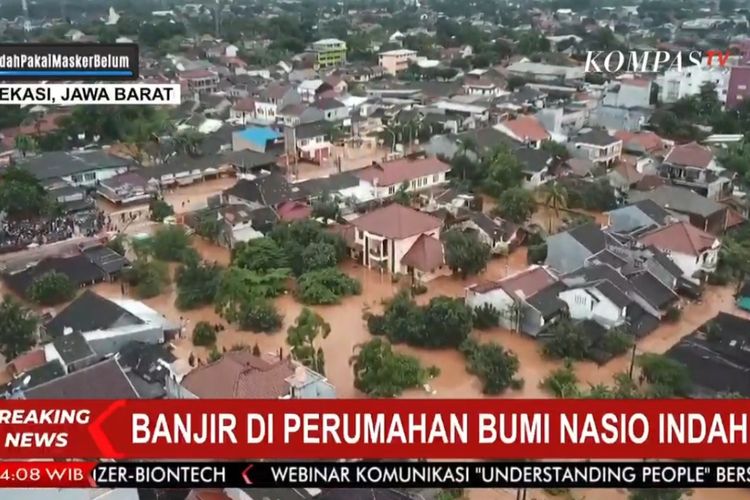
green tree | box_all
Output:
[0,296,37,361]
[192,321,217,347]
[237,298,283,332]
[517,31,550,55]
[420,296,473,348]
[269,220,346,276]
[232,237,288,272]
[461,339,523,395]
[349,338,430,397]
[214,267,289,322]
[14,134,37,157]
[473,303,501,330]
[175,256,224,310]
[0,166,50,218]
[540,182,568,234]
[482,146,525,198]
[296,268,361,305]
[194,212,222,243]
[495,187,536,223]
[637,353,692,398]
[442,229,491,278]
[540,360,581,398]
[149,197,174,222]
[302,242,338,271]
[541,140,570,160]
[174,130,204,157]
[151,225,192,262]
[287,308,331,375]
[27,271,76,306]
[125,259,171,299]
[311,193,340,223]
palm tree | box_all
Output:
[540,182,568,234]
[174,130,204,157]
[457,136,477,158]
[14,134,37,157]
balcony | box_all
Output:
[369,248,388,261]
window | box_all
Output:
[388,186,396,195]
[71,174,83,183]
[357,229,363,239]
[740,85,747,91]
[411,180,416,188]
[84,172,96,181]
[432,174,439,183]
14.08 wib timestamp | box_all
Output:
[0,463,87,487]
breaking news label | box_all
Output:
[3,461,750,489]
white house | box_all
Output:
[658,56,732,104]
[558,282,628,328]
[353,156,451,199]
[638,221,720,285]
[465,265,563,336]
[350,203,445,278]
[494,115,550,149]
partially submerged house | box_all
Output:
[465,265,566,336]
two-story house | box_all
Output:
[378,49,418,76]
[178,69,220,94]
[254,84,302,124]
[569,129,623,167]
[315,98,349,122]
[353,156,451,199]
[294,121,333,164]
[278,104,324,127]
[230,97,256,124]
[638,221,721,285]
[351,203,446,278]
[659,142,732,200]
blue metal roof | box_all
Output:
[238,127,282,145]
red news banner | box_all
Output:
[2,399,750,460]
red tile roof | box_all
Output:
[621,78,651,87]
[498,115,550,142]
[401,234,445,272]
[354,156,450,187]
[639,221,718,256]
[352,203,442,240]
[613,161,644,184]
[232,97,255,112]
[726,209,746,229]
[664,142,714,169]
[469,265,557,297]
[181,350,295,399]
[277,200,312,221]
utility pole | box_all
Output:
[628,342,637,380]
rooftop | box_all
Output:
[45,290,143,338]
[639,221,717,256]
[351,203,442,240]
[19,150,131,180]
[23,358,138,399]
[664,142,714,169]
[354,157,450,187]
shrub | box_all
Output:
[27,271,76,306]
[238,299,283,332]
[527,243,547,264]
[192,321,217,347]
[149,197,174,222]
[473,303,501,330]
[411,282,428,295]
[365,313,387,336]
[296,268,361,305]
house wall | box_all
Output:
[466,287,514,329]
[520,303,546,337]
[356,227,441,275]
[253,101,277,123]
[62,166,129,188]
[545,233,591,274]
[570,141,622,166]
[645,259,679,290]
[321,106,349,122]
[523,169,547,190]
[559,287,626,326]
[367,171,449,199]
[292,375,337,398]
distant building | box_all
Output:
[726,65,750,110]
[378,49,418,76]
[658,57,730,104]
[602,78,653,109]
[312,38,347,68]
[178,69,220,94]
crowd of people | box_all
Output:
[0,209,108,254]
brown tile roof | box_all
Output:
[327,223,358,248]
[614,130,668,154]
[401,234,445,272]
[469,265,557,298]
[261,82,290,100]
[621,78,651,87]
[613,161,644,184]
[352,203,442,240]
[232,97,255,112]
[498,115,550,142]
[727,209,746,229]
[634,174,668,191]
[354,156,450,187]
[181,350,295,399]
[639,221,718,256]
[664,142,714,169]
